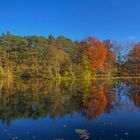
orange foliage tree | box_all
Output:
[129,43,140,62]
[123,43,140,75]
[83,37,107,75]
[103,40,116,75]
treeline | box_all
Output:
[0,32,139,79]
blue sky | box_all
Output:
[0,0,140,41]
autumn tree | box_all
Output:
[83,37,107,75]
[123,43,140,75]
[103,39,116,76]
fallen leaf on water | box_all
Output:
[32,136,36,139]
[75,129,90,140]
[63,125,67,128]
[124,133,128,135]
[54,138,64,140]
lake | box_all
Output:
[0,79,140,140]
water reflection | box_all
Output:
[0,79,139,125]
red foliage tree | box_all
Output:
[129,43,140,62]
[83,37,107,74]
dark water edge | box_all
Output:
[0,79,140,140]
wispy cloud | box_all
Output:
[128,36,136,40]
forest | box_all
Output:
[0,32,139,80]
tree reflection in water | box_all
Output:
[0,79,139,125]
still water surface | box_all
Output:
[0,79,140,140]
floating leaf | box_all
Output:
[75,129,90,139]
